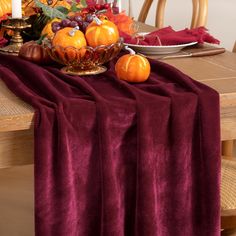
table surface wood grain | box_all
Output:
[1,22,236,140]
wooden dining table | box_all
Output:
[1,22,236,168]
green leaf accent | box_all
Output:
[69,0,80,12]
[80,0,87,7]
[70,0,76,12]
[36,34,47,45]
[54,6,69,15]
[34,0,67,19]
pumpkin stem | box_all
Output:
[124,46,136,55]
[36,34,47,45]
[69,26,80,37]
[93,15,102,25]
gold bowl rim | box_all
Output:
[43,37,124,52]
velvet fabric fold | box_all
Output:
[0,54,220,236]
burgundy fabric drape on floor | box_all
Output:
[0,54,220,236]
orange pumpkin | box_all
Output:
[52,27,86,48]
[115,47,151,83]
[52,27,87,62]
[85,17,119,47]
[0,0,11,18]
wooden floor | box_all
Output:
[0,165,34,236]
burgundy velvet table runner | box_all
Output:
[0,54,220,236]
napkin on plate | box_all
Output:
[120,26,220,46]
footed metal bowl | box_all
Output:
[44,38,123,76]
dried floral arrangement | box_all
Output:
[0,0,135,46]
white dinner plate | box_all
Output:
[124,41,198,55]
[124,32,198,55]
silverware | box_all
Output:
[138,47,226,60]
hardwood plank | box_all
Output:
[202,51,236,72]
[165,56,236,81]
[203,79,236,95]
[221,94,236,108]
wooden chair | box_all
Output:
[138,0,208,29]
[221,158,236,235]
[221,44,236,158]
[222,53,236,231]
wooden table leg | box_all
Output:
[222,140,234,158]
[0,129,34,169]
[221,228,236,236]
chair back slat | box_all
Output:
[196,0,208,27]
[233,42,236,53]
[138,0,154,24]
[138,0,208,29]
[155,0,167,29]
[191,0,199,28]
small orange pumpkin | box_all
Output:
[115,47,151,83]
[52,27,87,49]
[85,17,119,47]
[52,27,87,62]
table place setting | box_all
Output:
[121,25,223,55]
[0,1,222,236]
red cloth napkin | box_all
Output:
[121,26,220,46]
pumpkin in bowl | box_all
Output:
[85,17,119,47]
[52,27,87,62]
[52,27,87,49]
[115,47,151,83]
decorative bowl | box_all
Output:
[44,38,123,75]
